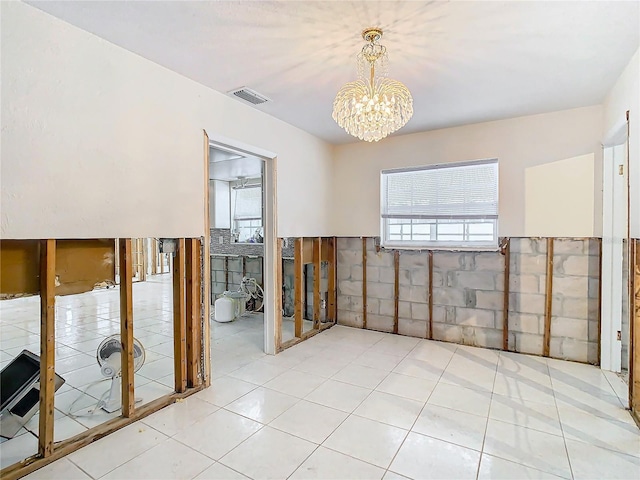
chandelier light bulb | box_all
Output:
[332,28,413,142]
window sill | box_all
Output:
[381,244,500,253]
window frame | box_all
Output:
[230,182,263,244]
[380,159,499,250]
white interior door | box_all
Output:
[601,142,628,372]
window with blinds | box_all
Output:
[232,185,263,242]
[381,159,499,248]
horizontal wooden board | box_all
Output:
[56,239,116,296]
[0,239,116,296]
[0,240,40,294]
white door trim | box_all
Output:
[600,121,628,372]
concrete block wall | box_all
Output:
[432,250,505,350]
[336,237,365,328]
[282,259,295,317]
[622,239,629,372]
[210,254,263,300]
[305,262,329,320]
[550,238,600,363]
[509,238,548,356]
[365,239,396,333]
[337,237,601,364]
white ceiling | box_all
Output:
[209,147,262,182]
[29,1,639,145]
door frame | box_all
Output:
[601,119,630,373]
[205,132,278,355]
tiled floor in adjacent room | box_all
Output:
[17,321,639,479]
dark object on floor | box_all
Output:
[0,350,65,438]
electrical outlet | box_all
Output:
[219,236,224,244]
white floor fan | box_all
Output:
[96,335,145,413]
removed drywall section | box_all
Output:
[509,238,548,355]
[337,237,600,364]
[549,238,600,363]
[0,239,115,297]
[431,250,505,350]
[210,255,262,298]
[336,237,365,328]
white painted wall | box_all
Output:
[603,48,639,238]
[524,154,595,237]
[1,2,333,239]
[209,180,231,229]
[332,106,603,238]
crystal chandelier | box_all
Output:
[332,28,413,142]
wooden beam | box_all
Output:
[173,238,187,393]
[543,237,554,357]
[362,237,368,329]
[224,256,229,291]
[327,237,337,323]
[294,238,303,338]
[0,386,204,480]
[630,239,639,419]
[118,238,135,417]
[428,251,433,340]
[38,239,56,458]
[278,322,335,352]
[393,250,400,334]
[185,239,201,388]
[202,131,212,387]
[313,237,321,329]
[274,238,283,350]
[502,238,511,351]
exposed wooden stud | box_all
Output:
[0,386,205,480]
[118,238,135,417]
[543,237,554,357]
[151,239,158,275]
[38,239,56,458]
[362,237,368,329]
[327,237,337,323]
[294,238,303,338]
[278,322,335,352]
[202,131,212,387]
[224,256,229,291]
[630,239,639,420]
[502,238,511,351]
[173,238,187,393]
[428,251,434,340]
[185,239,201,388]
[313,237,321,329]
[274,238,283,350]
[393,250,400,334]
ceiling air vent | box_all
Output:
[228,87,271,106]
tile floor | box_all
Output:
[4,310,636,479]
[0,275,180,468]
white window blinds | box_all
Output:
[381,160,498,220]
[381,159,499,248]
[233,186,262,220]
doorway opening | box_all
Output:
[601,122,631,400]
[207,138,277,359]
